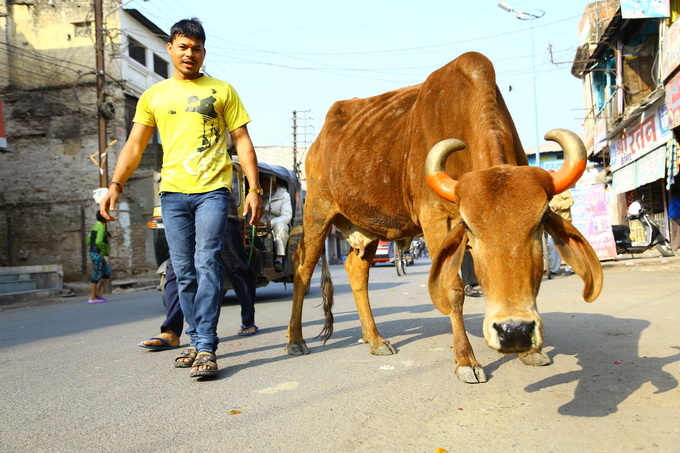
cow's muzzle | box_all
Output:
[492,321,536,353]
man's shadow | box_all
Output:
[518,312,680,417]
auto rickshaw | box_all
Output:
[147,157,304,304]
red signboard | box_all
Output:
[666,71,680,130]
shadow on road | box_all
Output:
[222,301,680,417]
[522,312,680,417]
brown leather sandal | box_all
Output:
[190,351,218,378]
[174,347,196,368]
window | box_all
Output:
[128,37,146,66]
[591,53,616,116]
[73,22,92,38]
[153,53,168,78]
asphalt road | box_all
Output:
[1,255,679,452]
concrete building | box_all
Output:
[0,0,168,281]
[570,0,680,233]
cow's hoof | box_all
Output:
[286,341,310,355]
[370,341,396,356]
[456,365,488,383]
[519,351,550,366]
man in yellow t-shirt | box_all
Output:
[100,18,263,379]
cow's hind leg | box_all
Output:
[345,242,396,355]
[286,212,334,356]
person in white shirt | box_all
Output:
[261,177,292,271]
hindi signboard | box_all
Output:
[610,100,672,169]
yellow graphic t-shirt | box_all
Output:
[133,75,251,193]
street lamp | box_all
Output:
[498,2,545,168]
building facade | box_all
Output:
[571,0,680,237]
[0,0,169,281]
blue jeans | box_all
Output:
[161,216,256,336]
[160,188,229,354]
[222,218,256,327]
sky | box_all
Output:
[128,0,593,151]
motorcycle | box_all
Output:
[611,200,674,257]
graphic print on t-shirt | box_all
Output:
[184,89,221,152]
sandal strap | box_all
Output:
[192,352,217,368]
[176,348,197,359]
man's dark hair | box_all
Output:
[96,211,106,223]
[170,18,206,44]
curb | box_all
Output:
[600,252,680,270]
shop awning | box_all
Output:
[611,145,666,194]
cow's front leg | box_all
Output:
[449,291,487,383]
[287,223,330,355]
[345,245,396,355]
[286,240,310,355]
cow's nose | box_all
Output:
[493,321,535,353]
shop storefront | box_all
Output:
[610,99,674,239]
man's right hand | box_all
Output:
[99,187,120,221]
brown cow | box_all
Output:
[286,52,603,383]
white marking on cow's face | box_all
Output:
[483,308,544,354]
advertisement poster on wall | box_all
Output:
[571,184,617,260]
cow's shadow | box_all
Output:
[517,312,680,417]
[219,298,679,417]
[293,307,680,418]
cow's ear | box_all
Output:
[428,222,468,314]
[544,211,603,302]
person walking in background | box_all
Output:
[461,250,482,297]
[547,187,575,276]
[138,194,259,355]
[100,18,263,379]
[669,183,680,251]
[87,211,110,304]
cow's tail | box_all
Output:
[317,251,335,344]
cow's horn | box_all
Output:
[425,139,466,202]
[545,129,587,194]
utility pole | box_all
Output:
[292,110,299,178]
[94,0,108,188]
[498,2,545,168]
[291,109,312,180]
